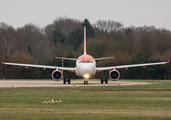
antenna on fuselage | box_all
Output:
[84,26,87,55]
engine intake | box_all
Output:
[52,70,62,81]
[109,70,120,81]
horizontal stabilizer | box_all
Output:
[55,57,77,61]
[95,57,114,60]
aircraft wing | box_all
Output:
[94,57,114,60]
[2,62,76,72]
[55,57,77,60]
[96,61,169,71]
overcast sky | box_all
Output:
[0,0,171,30]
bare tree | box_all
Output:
[152,28,171,56]
[17,24,51,63]
[44,17,82,43]
[53,17,82,36]
[93,20,124,33]
[0,22,23,59]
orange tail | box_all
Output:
[84,26,87,55]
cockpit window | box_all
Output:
[78,60,94,63]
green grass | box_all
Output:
[0,80,171,120]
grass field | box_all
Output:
[0,80,171,120]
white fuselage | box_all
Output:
[76,60,96,77]
[74,27,97,78]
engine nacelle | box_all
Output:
[52,70,62,81]
[109,70,120,81]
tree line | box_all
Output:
[0,17,171,79]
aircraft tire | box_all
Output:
[63,79,66,84]
[68,79,71,84]
[101,79,103,84]
[105,79,108,84]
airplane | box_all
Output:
[2,26,169,85]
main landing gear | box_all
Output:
[84,79,88,85]
[101,78,108,84]
[63,79,71,84]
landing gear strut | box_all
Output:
[101,78,108,84]
[63,79,71,84]
[84,79,88,85]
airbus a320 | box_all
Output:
[3,27,169,84]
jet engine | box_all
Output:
[52,70,62,81]
[109,70,120,81]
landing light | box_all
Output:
[84,74,89,79]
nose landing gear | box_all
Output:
[84,79,88,85]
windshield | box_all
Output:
[78,60,94,63]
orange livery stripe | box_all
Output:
[77,55,95,61]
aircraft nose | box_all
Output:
[81,64,94,74]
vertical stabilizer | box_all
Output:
[84,26,87,55]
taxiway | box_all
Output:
[0,80,149,87]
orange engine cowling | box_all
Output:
[109,70,120,81]
[52,70,62,81]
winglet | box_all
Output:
[84,26,87,55]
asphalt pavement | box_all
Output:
[0,80,149,87]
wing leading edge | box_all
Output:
[94,57,114,60]
[2,62,76,72]
[96,61,169,71]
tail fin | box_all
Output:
[84,26,87,55]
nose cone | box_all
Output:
[81,64,91,74]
